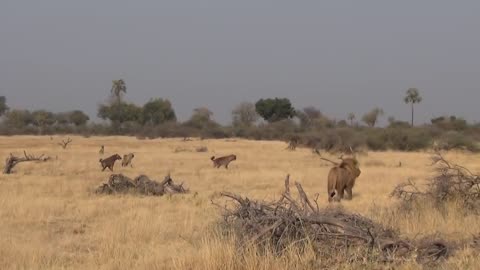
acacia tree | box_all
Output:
[404,88,422,127]
[185,107,219,129]
[362,107,384,127]
[31,110,56,134]
[98,102,142,127]
[142,98,176,125]
[4,109,32,128]
[55,112,70,125]
[232,102,259,127]
[54,111,88,126]
[255,98,295,123]
[297,106,322,129]
[68,110,90,126]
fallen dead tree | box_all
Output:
[392,152,480,213]
[95,174,188,196]
[216,175,478,267]
[3,151,51,174]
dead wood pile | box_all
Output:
[392,152,480,213]
[95,174,188,196]
[217,175,478,266]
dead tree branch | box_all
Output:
[58,138,73,149]
[392,152,480,213]
[215,175,407,263]
[317,152,340,166]
[3,151,51,174]
[214,174,467,266]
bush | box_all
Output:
[136,123,199,139]
[387,128,431,151]
[365,129,388,151]
[437,131,479,152]
[1,105,479,153]
[392,153,480,213]
[201,126,230,139]
[254,120,299,140]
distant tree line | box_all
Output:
[1,81,479,152]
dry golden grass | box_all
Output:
[0,136,479,269]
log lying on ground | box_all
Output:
[217,175,477,266]
[95,174,188,196]
[3,151,51,174]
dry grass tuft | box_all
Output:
[363,159,387,167]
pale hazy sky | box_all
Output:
[1,1,479,124]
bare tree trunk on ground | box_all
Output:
[3,151,51,174]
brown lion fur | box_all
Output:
[211,154,237,169]
[327,158,361,202]
[121,153,134,167]
[99,154,122,172]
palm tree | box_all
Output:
[0,96,8,117]
[404,88,422,127]
[111,79,127,103]
[347,113,355,126]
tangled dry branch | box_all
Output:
[216,174,480,266]
[95,174,189,196]
[392,152,480,212]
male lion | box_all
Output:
[121,153,134,167]
[99,154,122,172]
[211,155,236,169]
[327,157,361,202]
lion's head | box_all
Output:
[339,158,361,178]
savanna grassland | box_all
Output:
[1,136,480,269]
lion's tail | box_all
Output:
[210,156,215,161]
[99,158,103,163]
[327,169,337,200]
